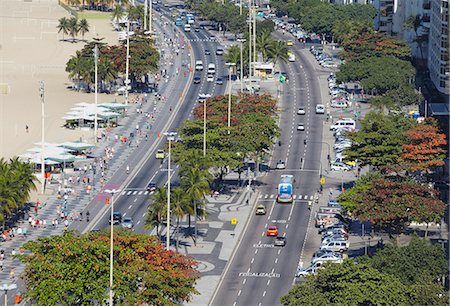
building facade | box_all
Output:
[428,0,449,94]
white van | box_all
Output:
[195,60,204,71]
[207,63,216,74]
[330,119,356,131]
[184,24,191,32]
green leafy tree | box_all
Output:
[370,85,424,111]
[332,20,372,43]
[336,56,415,95]
[363,236,448,286]
[19,230,199,305]
[344,111,416,169]
[281,260,409,306]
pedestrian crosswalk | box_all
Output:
[259,194,314,200]
[121,190,154,196]
[188,38,216,42]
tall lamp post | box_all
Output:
[226,63,236,134]
[39,81,45,195]
[164,132,177,250]
[125,21,130,105]
[203,99,207,157]
[0,283,16,306]
[93,45,99,144]
[105,188,120,306]
[238,38,246,92]
[144,0,147,30]
[149,0,153,34]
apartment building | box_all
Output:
[427,0,449,94]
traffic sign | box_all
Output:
[320,177,325,185]
[231,218,237,225]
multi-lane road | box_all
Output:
[72,9,227,235]
[211,38,324,306]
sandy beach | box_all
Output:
[0,0,125,160]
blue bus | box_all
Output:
[175,18,183,26]
[277,175,294,203]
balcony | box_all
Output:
[422,15,431,22]
[423,2,431,10]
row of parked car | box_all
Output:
[310,46,339,69]
[328,73,351,108]
[296,200,350,278]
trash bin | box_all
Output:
[15,291,21,304]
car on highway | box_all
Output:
[155,150,165,159]
[286,40,293,46]
[274,236,286,247]
[198,93,211,103]
[195,27,200,32]
[311,252,343,264]
[297,107,306,115]
[206,74,214,82]
[297,123,305,131]
[216,48,224,55]
[315,104,325,114]
[330,162,352,171]
[110,212,122,225]
[121,217,134,229]
[147,182,157,192]
[276,160,286,169]
[204,49,211,55]
[216,77,223,85]
[195,60,204,71]
[255,205,266,215]
[193,76,201,84]
[266,226,278,236]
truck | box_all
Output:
[186,13,195,24]
[277,175,294,203]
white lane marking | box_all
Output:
[127,191,132,195]
[275,258,279,264]
[138,191,143,195]
[128,205,132,209]
[268,201,275,217]
[269,194,274,199]
[267,279,271,286]
[255,249,258,255]
[137,220,141,225]
[144,191,149,195]
[134,198,137,202]
[123,212,127,217]
[238,290,242,296]
[288,202,295,221]
[278,249,281,255]
[132,191,138,195]
[263,291,266,297]
[261,232,264,237]
[121,191,126,195]
[243,278,246,285]
[251,258,255,264]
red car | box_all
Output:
[267,226,278,236]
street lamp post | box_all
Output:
[93,45,99,144]
[226,63,236,134]
[0,283,16,306]
[125,21,130,105]
[149,0,153,34]
[252,5,256,76]
[39,81,45,195]
[203,98,207,157]
[164,132,177,250]
[144,0,147,30]
[238,38,246,92]
[105,188,120,306]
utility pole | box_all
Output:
[203,99,207,157]
[248,1,252,79]
[93,45,99,144]
[253,4,256,76]
[105,189,120,306]
[39,81,45,195]
[149,0,153,33]
[165,132,177,251]
[226,63,236,134]
[125,21,130,105]
[238,38,246,92]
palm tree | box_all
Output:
[144,187,167,239]
[127,5,144,27]
[181,167,212,242]
[268,40,289,65]
[111,4,125,24]
[224,45,241,69]
[98,58,118,91]
[68,17,79,42]
[78,19,89,41]
[171,187,192,250]
[256,31,275,61]
[66,51,86,90]
[57,17,69,41]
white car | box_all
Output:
[315,104,325,114]
[331,100,348,108]
[297,107,306,115]
[297,123,305,131]
[296,265,318,278]
[206,74,214,82]
[330,162,352,171]
[276,160,286,169]
[311,252,343,265]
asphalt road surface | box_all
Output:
[211,39,324,306]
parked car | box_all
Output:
[320,240,349,252]
[330,162,352,171]
[331,100,349,108]
[296,265,318,278]
[274,236,286,246]
[322,228,349,239]
[322,234,348,245]
[311,252,343,264]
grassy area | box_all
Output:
[77,11,112,20]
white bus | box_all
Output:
[184,24,191,32]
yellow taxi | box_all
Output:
[266,226,278,236]
[155,150,165,159]
[286,40,293,46]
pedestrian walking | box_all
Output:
[25,125,29,133]
[9,268,15,279]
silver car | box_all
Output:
[121,217,134,229]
